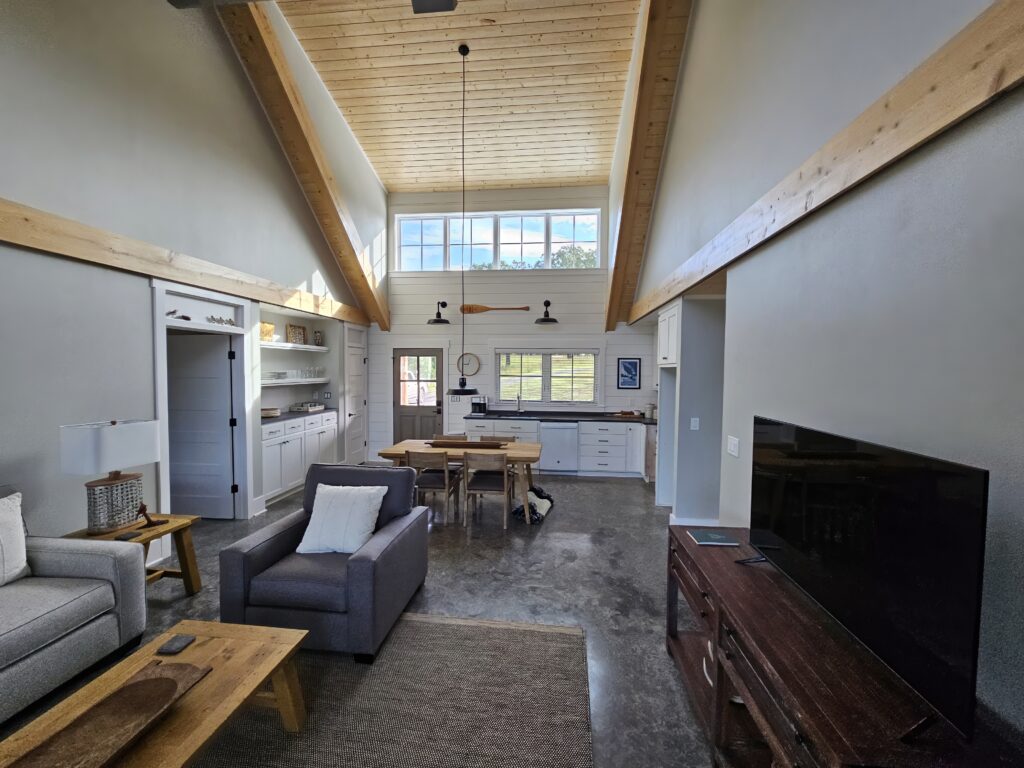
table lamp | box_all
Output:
[60,420,160,534]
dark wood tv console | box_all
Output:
[667,526,1021,768]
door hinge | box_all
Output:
[364,440,367,446]
[363,357,368,365]
[227,350,236,360]
[229,417,238,427]
[230,484,239,494]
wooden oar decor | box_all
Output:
[459,304,530,314]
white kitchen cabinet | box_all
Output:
[262,432,304,498]
[309,423,338,466]
[261,439,284,499]
[281,434,305,490]
[465,420,494,437]
[657,301,681,367]
[626,424,646,474]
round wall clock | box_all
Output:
[457,352,481,376]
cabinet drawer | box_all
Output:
[579,432,626,447]
[496,420,539,434]
[669,544,716,633]
[262,424,285,441]
[720,616,824,768]
[304,414,323,430]
[579,421,627,437]
[322,411,337,426]
[579,456,626,472]
[285,420,304,435]
[579,443,626,458]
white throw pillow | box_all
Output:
[296,484,388,555]
[0,492,30,586]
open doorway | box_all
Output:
[166,332,238,519]
[393,348,443,442]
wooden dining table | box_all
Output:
[378,440,542,525]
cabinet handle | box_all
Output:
[699,610,707,618]
[598,451,608,455]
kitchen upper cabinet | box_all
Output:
[657,301,681,367]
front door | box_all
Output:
[393,348,443,442]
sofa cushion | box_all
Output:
[304,465,416,530]
[0,577,115,669]
[297,484,387,555]
[249,552,350,613]
[0,491,30,586]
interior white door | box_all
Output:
[345,325,368,464]
[167,333,236,519]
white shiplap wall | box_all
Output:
[368,270,657,457]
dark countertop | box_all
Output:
[261,407,337,425]
[466,410,656,426]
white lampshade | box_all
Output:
[60,420,161,476]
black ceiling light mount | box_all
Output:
[411,0,458,14]
[447,43,479,397]
[535,299,559,324]
[427,301,450,325]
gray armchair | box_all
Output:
[219,464,429,661]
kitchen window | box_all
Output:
[497,351,598,404]
[396,210,600,271]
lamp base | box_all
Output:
[84,472,144,534]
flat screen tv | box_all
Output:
[749,417,988,738]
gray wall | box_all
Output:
[639,0,988,297]
[637,0,1022,730]
[0,0,363,534]
[676,299,724,520]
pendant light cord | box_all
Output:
[459,44,468,380]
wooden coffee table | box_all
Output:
[0,620,308,768]
[65,514,202,596]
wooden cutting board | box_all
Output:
[10,661,210,768]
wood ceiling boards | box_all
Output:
[277,0,642,192]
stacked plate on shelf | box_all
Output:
[262,371,287,381]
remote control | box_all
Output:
[156,634,196,655]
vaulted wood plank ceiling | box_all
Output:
[277,0,641,192]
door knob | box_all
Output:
[347,413,355,417]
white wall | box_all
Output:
[636,0,1022,731]
[367,271,656,457]
[606,0,650,270]
[0,0,364,534]
[266,3,389,284]
[639,0,988,298]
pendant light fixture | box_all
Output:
[535,299,559,324]
[427,300,450,325]
[448,43,479,396]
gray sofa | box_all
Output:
[0,534,147,724]
[220,464,429,661]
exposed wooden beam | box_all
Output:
[604,0,692,331]
[0,197,370,325]
[629,0,1024,323]
[218,3,391,330]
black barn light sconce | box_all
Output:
[427,301,450,325]
[535,300,559,324]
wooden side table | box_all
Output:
[65,513,202,595]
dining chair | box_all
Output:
[406,450,461,525]
[462,452,512,530]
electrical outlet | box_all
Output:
[727,436,740,457]
[690,417,700,431]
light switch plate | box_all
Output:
[690,417,700,431]
[727,436,740,457]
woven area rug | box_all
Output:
[195,614,593,768]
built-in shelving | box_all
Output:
[261,378,330,388]
[260,341,329,353]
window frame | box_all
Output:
[394,209,601,272]
[494,349,600,406]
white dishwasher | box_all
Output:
[538,421,579,472]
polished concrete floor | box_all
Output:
[8,475,711,767]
